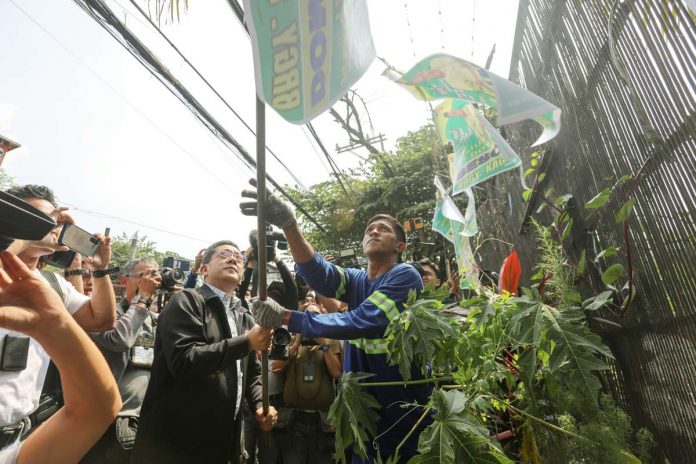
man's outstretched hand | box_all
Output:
[240,179,296,229]
[251,298,285,329]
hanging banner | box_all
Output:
[435,99,521,194]
[432,177,479,289]
[244,0,376,124]
[455,233,480,290]
[391,53,561,146]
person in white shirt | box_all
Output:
[0,185,116,442]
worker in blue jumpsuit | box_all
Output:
[241,185,432,463]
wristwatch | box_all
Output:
[320,344,330,352]
[131,294,154,307]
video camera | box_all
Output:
[0,190,56,252]
[269,327,292,360]
[161,257,190,291]
[249,225,288,263]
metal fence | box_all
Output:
[474,0,696,460]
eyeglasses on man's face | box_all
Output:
[217,249,247,263]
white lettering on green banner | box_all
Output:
[244,0,376,124]
[435,100,521,194]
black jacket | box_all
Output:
[131,285,263,464]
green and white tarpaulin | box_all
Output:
[432,177,479,289]
[435,99,521,195]
[244,0,375,124]
[394,53,561,146]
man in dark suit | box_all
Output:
[132,240,277,464]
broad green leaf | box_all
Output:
[531,151,541,159]
[409,390,511,464]
[531,159,539,167]
[595,246,620,262]
[582,290,614,311]
[537,173,546,183]
[329,372,382,464]
[522,189,533,201]
[585,188,611,209]
[615,197,636,223]
[524,168,535,177]
[602,264,625,285]
[385,296,459,381]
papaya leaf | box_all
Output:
[386,296,459,381]
[409,390,512,464]
[585,188,611,209]
[329,372,382,464]
[615,197,636,223]
[602,264,625,285]
[511,295,612,405]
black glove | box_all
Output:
[240,179,296,229]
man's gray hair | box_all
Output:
[123,257,159,276]
[202,240,239,264]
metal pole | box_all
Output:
[255,96,270,437]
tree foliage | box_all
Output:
[109,232,190,270]
[286,126,446,256]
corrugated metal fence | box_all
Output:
[475,0,696,460]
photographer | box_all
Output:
[6,185,116,332]
[271,294,342,464]
[82,258,163,463]
[0,190,120,462]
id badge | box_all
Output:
[1,334,30,371]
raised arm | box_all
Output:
[0,251,120,464]
[73,234,116,331]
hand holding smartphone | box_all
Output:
[59,223,100,257]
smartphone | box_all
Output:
[44,250,77,269]
[59,223,99,257]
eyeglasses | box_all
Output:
[217,250,247,263]
[127,270,159,279]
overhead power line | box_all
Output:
[71,0,326,232]
[125,0,308,191]
[7,0,237,196]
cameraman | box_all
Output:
[272,295,342,464]
[82,258,163,464]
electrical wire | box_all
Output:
[70,0,326,231]
[61,202,215,244]
[124,0,309,191]
[7,0,238,196]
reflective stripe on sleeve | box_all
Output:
[367,291,400,322]
[352,337,389,355]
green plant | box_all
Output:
[328,217,654,463]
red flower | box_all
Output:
[499,250,521,294]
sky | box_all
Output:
[0,0,520,259]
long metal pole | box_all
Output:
[255,96,270,436]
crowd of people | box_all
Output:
[0,182,462,464]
